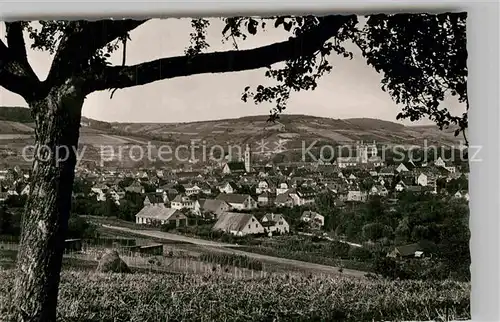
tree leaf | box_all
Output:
[274,17,285,28]
[247,19,258,35]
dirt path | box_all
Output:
[101,225,242,248]
[102,225,367,278]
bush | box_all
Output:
[67,215,99,239]
[348,247,373,261]
[160,222,177,232]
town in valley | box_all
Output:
[0,115,470,282]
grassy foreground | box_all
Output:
[0,269,469,321]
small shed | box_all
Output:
[65,239,82,252]
[138,244,164,256]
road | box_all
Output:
[102,224,367,278]
[101,225,242,248]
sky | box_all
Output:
[0,17,465,124]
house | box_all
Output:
[434,157,446,167]
[183,183,202,196]
[91,183,109,202]
[257,192,270,206]
[212,212,264,236]
[174,171,204,181]
[394,177,416,192]
[135,206,188,227]
[136,171,149,179]
[416,173,428,186]
[347,189,367,202]
[222,162,247,175]
[444,165,456,174]
[216,193,257,210]
[197,182,213,195]
[261,213,290,235]
[109,185,126,199]
[199,199,231,219]
[378,166,396,177]
[336,156,359,168]
[300,211,324,228]
[144,193,165,207]
[276,182,289,195]
[218,181,238,194]
[125,181,145,194]
[369,185,388,197]
[255,179,275,194]
[171,194,201,215]
[274,192,294,207]
[294,187,317,205]
[396,162,415,173]
[387,241,437,259]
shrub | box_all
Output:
[348,247,373,261]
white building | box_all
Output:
[261,213,290,235]
[212,212,264,236]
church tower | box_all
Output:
[357,142,368,164]
[244,144,251,173]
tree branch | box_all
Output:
[87,15,355,94]
[5,22,28,61]
[45,19,147,87]
[0,38,40,99]
[462,130,469,147]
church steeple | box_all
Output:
[244,144,251,173]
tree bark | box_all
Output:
[12,81,84,322]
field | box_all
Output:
[0,269,470,321]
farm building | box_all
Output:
[138,244,164,256]
[64,239,82,252]
[135,206,188,227]
[215,193,257,210]
[212,212,264,236]
[387,241,438,259]
[199,199,230,219]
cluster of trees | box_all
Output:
[315,192,470,281]
[71,191,144,221]
[0,203,98,240]
[0,105,34,123]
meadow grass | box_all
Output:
[0,269,470,321]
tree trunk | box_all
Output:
[12,82,84,322]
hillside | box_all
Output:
[101,113,462,147]
[0,106,463,168]
[0,106,33,123]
